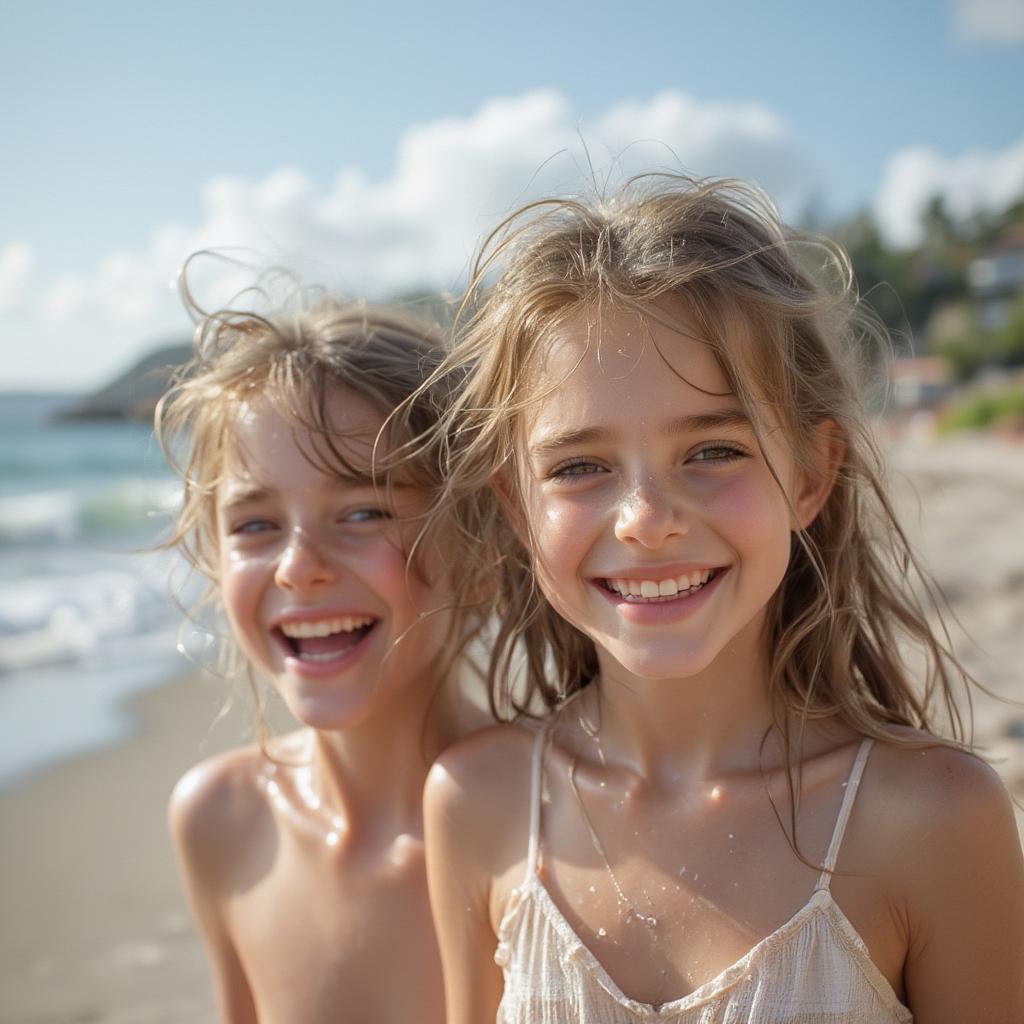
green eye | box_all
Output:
[551,459,604,479]
[691,445,746,464]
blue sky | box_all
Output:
[2,0,1022,390]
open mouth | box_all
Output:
[274,615,378,663]
[600,568,724,603]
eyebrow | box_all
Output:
[217,485,274,511]
[528,409,751,460]
[217,474,416,510]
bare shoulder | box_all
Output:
[864,734,1017,832]
[425,722,540,876]
[426,722,538,822]
[168,744,270,879]
[858,735,1023,900]
[859,739,1024,1016]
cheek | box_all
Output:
[404,556,453,618]
[706,473,794,568]
[357,534,430,614]
[525,499,601,624]
[528,491,597,560]
[217,549,264,621]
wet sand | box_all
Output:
[1,433,1021,1023]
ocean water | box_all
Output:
[0,394,201,785]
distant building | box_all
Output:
[968,224,1024,332]
[890,356,953,410]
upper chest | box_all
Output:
[490,744,908,1007]
[226,830,444,1023]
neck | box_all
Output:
[587,620,778,784]
[306,674,447,842]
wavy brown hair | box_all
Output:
[156,296,476,732]
[410,174,975,753]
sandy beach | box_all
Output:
[1,433,1022,1023]
[0,673,234,1023]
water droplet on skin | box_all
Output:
[598,927,607,937]
[599,781,606,788]
[325,832,339,847]
[728,833,734,839]
[588,885,596,893]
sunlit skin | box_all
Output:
[217,394,451,734]
[170,387,483,1024]
[519,308,798,695]
[425,304,1024,1024]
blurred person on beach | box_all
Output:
[422,176,1024,1023]
[157,296,487,1023]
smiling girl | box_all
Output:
[423,177,1024,1023]
[158,299,484,1023]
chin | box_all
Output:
[279,680,381,732]
[604,641,719,683]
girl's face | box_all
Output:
[215,386,452,731]
[515,303,825,686]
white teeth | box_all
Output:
[280,616,374,639]
[605,571,716,601]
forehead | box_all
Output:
[525,303,735,434]
[222,385,386,478]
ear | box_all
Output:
[792,419,845,530]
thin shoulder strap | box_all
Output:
[525,722,552,879]
[815,738,874,892]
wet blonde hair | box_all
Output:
[156,296,471,722]
[425,173,973,751]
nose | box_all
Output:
[274,526,338,592]
[614,476,689,549]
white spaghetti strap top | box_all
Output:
[495,728,912,1023]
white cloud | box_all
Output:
[594,93,819,217]
[12,89,821,389]
[874,136,1024,248]
[0,243,34,311]
[954,0,1024,43]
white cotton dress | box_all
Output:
[494,729,912,1024]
